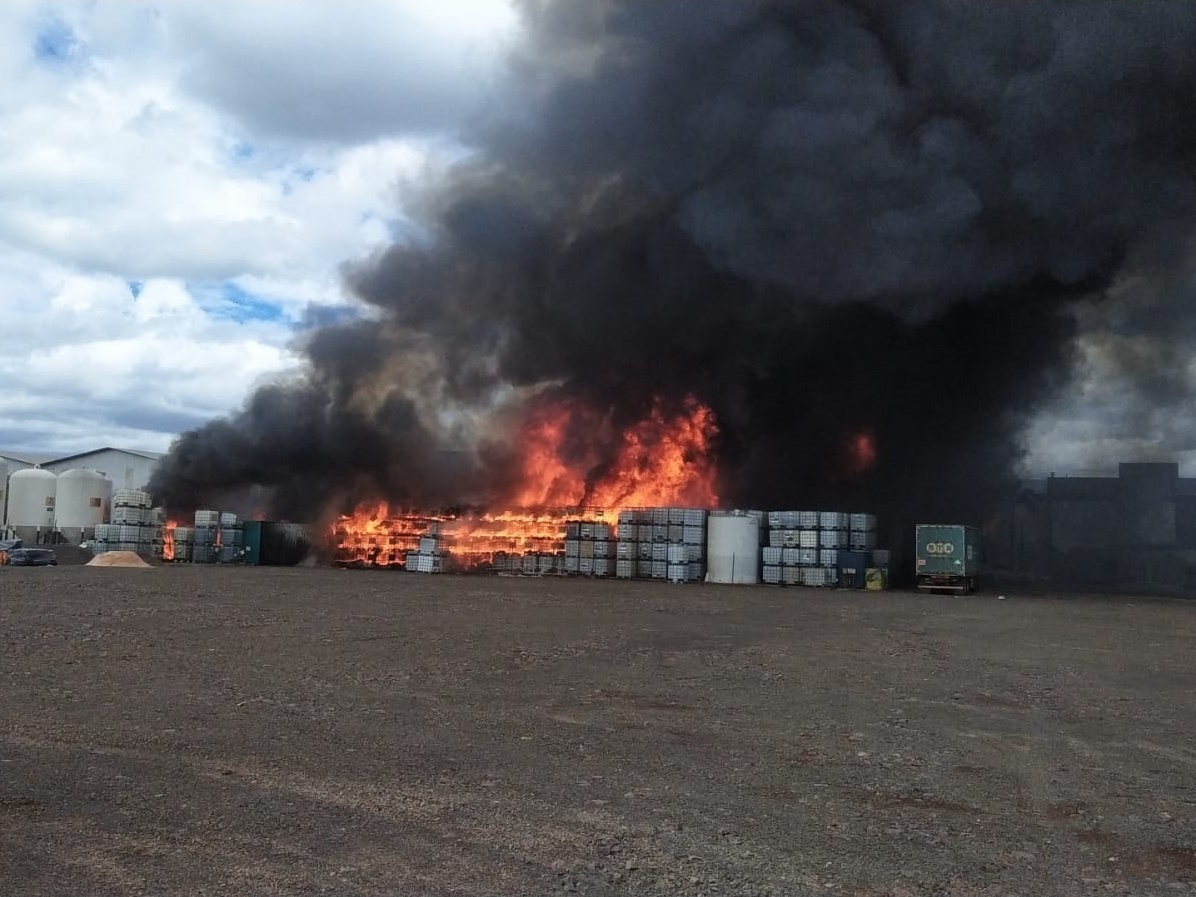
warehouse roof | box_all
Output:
[0,447,164,467]
[0,451,55,466]
[46,447,165,464]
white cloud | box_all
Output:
[0,0,515,454]
[164,0,519,142]
[0,253,299,453]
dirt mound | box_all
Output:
[86,551,151,568]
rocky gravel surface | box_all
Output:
[1,566,1195,896]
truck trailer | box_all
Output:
[915,524,981,593]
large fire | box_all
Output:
[332,396,719,569]
[512,395,719,508]
[163,520,177,561]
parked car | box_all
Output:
[5,548,58,567]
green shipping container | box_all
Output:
[243,521,263,565]
[915,524,981,593]
[242,521,310,566]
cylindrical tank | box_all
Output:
[56,469,113,538]
[706,511,761,584]
[5,468,57,529]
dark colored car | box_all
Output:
[5,548,58,567]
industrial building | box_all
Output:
[0,447,163,544]
[0,447,162,490]
[988,462,1196,594]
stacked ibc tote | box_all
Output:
[761,511,889,589]
[404,526,445,574]
[186,510,244,563]
[564,520,614,576]
[561,508,708,581]
[93,490,161,556]
[616,508,708,582]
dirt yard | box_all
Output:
[1,567,1194,896]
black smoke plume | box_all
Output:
[151,0,1196,529]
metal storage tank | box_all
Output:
[5,467,57,537]
[56,469,113,542]
[706,511,761,584]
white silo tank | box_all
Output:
[706,511,761,584]
[5,468,57,529]
[56,468,113,540]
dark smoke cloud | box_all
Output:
[151,0,1196,527]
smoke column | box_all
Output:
[151,0,1196,527]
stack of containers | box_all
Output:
[562,520,613,577]
[636,511,656,579]
[104,489,155,554]
[649,507,669,580]
[761,510,821,585]
[585,508,709,581]
[761,510,880,588]
[141,506,165,557]
[681,507,708,583]
[666,543,688,582]
[849,513,878,550]
[816,511,848,587]
[193,509,220,563]
[405,525,445,573]
[91,523,115,554]
[619,508,707,582]
[171,525,195,562]
[615,509,639,579]
[218,511,244,563]
[838,513,877,589]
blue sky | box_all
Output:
[0,1,517,455]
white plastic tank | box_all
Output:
[5,468,57,528]
[56,469,113,530]
[706,511,761,584]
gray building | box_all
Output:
[0,451,54,473]
[990,462,1196,593]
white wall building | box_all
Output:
[39,448,163,491]
[2,447,163,492]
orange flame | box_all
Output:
[511,395,719,509]
[331,396,719,569]
[163,520,178,561]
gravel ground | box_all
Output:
[2,566,1195,896]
